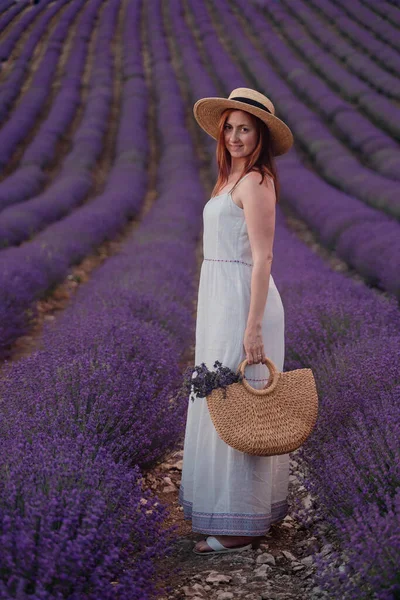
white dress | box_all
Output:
[178,173,290,536]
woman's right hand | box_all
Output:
[243,325,265,365]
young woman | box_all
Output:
[179,88,294,555]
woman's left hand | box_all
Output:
[243,326,265,365]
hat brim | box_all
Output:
[193,97,293,157]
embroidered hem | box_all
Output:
[178,484,288,535]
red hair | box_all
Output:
[211,108,280,202]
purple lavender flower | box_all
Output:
[186,360,244,401]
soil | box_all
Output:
[144,445,335,600]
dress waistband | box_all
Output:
[203,258,253,267]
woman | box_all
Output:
[178,88,294,555]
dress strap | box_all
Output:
[228,172,253,195]
[229,172,275,195]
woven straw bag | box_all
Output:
[206,356,318,456]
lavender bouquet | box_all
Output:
[181,360,244,402]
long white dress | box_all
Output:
[178,173,290,536]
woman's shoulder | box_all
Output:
[243,170,275,192]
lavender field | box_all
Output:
[0,0,398,598]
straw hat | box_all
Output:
[193,87,293,156]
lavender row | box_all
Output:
[0,1,17,19]
[207,0,400,220]
[0,0,63,141]
[0,0,66,125]
[0,0,147,359]
[0,0,58,62]
[0,1,169,597]
[0,0,115,246]
[0,0,83,171]
[305,0,400,79]
[333,0,400,53]
[185,0,400,299]
[361,0,400,27]
[0,0,206,593]
[0,0,103,214]
[303,0,400,87]
[278,150,400,299]
[0,0,29,42]
[269,0,400,106]
[170,2,400,594]
[252,0,400,146]
[277,0,400,133]
[384,0,400,15]
[273,211,400,599]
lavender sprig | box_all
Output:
[182,360,244,401]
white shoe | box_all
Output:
[192,535,253,555]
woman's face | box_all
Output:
[223,110,258,159]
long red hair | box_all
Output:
[211,108,280,202]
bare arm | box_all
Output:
[235,173,276,364]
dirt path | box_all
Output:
[147,446,340,600]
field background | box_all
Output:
[0,0,399,598]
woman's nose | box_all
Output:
[231,129,240,141]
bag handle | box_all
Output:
[237,357,280,396]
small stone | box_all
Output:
[293,564,306,571]
[205,572,232,585]
[182,585,205,597]
[230,569,247,584]
[300,555,314,567]
[191,584,205,594]
[217,593,234,600]
[253,563,272,579]
[256,552,275,566]
[281,550,298,561]
[300,567,315,579]
[320,543,333,557]
[162,476,174,485]
[232,574,247,584]
[162,485,176,493]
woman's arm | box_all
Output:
[235,173,276,365]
